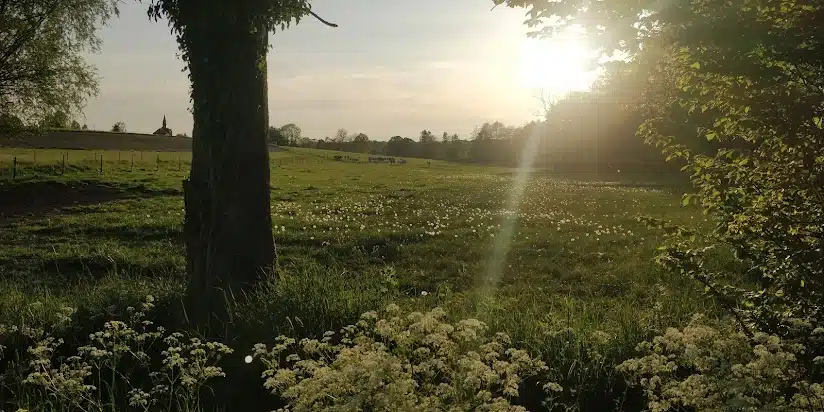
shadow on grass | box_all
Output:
[0,180,179,222]
[0,254,182,284]
[30,224,182,243]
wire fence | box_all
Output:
[0,150,332,181]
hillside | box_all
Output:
[0,129,283,152]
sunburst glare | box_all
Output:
[518,30,601,97]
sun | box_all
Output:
[518,34,600,96]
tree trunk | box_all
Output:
[181,6,274,335]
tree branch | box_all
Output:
[305,8,337,27]
[0,0,63,66]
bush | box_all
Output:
[1,298,556,411]
[252,304,559,411]
[0,296,232,412]
[619,315,824,411]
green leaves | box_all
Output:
[503,0,824,376]
[0,0,119,123]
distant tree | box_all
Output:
[111,121,126,133]
[352,132,369,153]
[0,0,118,125]
[469,122,496,163]
[419,129,437,159]
[279,123,302,146]
[0,112,25,133]
[176,132,189,138]
[444,134,462,162]
[387,135,416,157]
[298,136,313,146]
[335,128,349,143]
[41,111,71,129]
[268,126,287,145]
[81,124,89,130]
[70,120,82,130]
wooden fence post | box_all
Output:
[100,154,103,174]
[13,156,17,179]
[131,154,135,172]
[156,153,160,171]
[62,153,66,175]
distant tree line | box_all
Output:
[0,109,91,134]
[270,84,677,175]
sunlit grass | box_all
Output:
[0,146,719,409]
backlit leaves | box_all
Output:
[499,0,824,399]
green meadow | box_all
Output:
[0,147,721,410]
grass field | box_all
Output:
[0,146,723,410]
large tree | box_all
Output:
[497,0,824,408]
[0,0,118,126]
[278,122,302,146]
[146,0,336,333]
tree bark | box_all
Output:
[181,5,274,335]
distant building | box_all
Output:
[153,115,173,136]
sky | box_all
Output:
[82,0,556,140]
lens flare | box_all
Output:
[476,120,545,307]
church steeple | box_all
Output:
[153,115,173,136]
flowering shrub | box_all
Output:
[1,299,560,411]
[618,315,824,412]
[0,296,232,412]
[252,304,560,411]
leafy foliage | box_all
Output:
[145,0,321,97]
[279,123,302,146]
[0,0,119,124]
[498,0,824,408]
[636,0,824,348]
[41,110,71,129]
